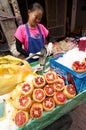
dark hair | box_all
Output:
[28,2,44,13]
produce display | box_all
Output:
[50,47,86,94]
[52,37,78,54]
[55,48,86,71]
[0,54,80,130]
[72,58,86,73]
[6,70,77,128]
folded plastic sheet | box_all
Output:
[0,55,32,95]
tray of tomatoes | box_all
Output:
[6,68,86,130]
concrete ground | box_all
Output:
[43,102,86,130]
[69,102,86,130]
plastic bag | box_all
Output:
[0,55,32,95]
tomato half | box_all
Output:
[43,97,55,111]
[16,95,32,110]
[33,88,45,102]
[45,71,57,84]
[21,82,33,95]
[54,78,64,91]
[30,103,43,119]
[54,91,66,105]
[44,85,55,96]
[15,110,28,127]
[33,75,45,87]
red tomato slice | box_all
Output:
[22,83,31,93]
[67,86,76,95]
[33,89,45,102]
[54,79,64,91]
[55,91,66,103]
[43,97,55,111]
[16,96,32,110]
[72,60,86,73]
[45,71,57,84]
[18,96,29,106]
[44,85,55,96]
[35,77,44,85]
[15,111,28,127]
[33,75,45,87]
[30,103,43,119]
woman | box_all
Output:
[14,2,52,62]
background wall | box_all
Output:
[75,0,86,29]
[17,0,47,26]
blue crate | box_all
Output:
[50,54,86,93]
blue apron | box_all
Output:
[25,23,44,63]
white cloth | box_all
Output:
[29,52,41,59]
[47,42,53,56]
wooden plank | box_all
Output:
[9,0,23,25]
[45,0,67,38]
[0,0,17,47]
[71,0,77,32]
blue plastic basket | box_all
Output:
[50,54,86,93]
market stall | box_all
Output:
[0,40,86,130]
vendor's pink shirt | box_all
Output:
[14,24,48,51]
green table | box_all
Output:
[17,59,86,130]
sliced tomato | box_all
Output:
[15,110,28,127]
[16,95,32,110]
[72,60,86,73]
[33,75,45,87]
[67,86,76,95]
[73,61,80,66]
[54,78,64,91]
[33,88,45,102]
[21,82,33,95]
[63,85,76,99]
[45,71,57,84]
[43,97,55,111]
[30,103,43,119]
[22,83,31,92]
[54,91,66,105]
[44,84,55,96]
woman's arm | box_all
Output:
[46,33,55,43]
[16,38,29,56]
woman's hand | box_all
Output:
[29,52,41,59]
[47,42,53,56]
